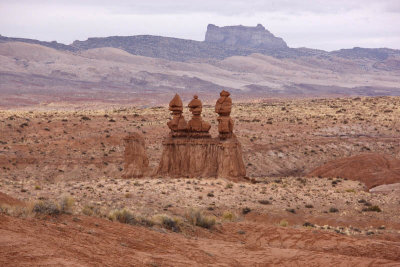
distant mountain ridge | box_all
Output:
[1,24,400,62]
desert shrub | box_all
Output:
[0,204,30,217]
[186,208,216,229]
[222,211,236,221]
[286,208,296,214]
[329,207,339,213]
[32,201,61,215]
[242,207,251,214]
[279,219,288,227]
[303,222,315,228]
[82,205,101,216]
[362,205,382,212]
[225,183,233,189]
[108,209,137,225]
[59,196,75,214]
[152,214,180,232]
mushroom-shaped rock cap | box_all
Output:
[169,94,183,108]
[220,90,230,97]
[188,95,202,108]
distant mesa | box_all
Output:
[205,24,288,49]
[2,24,400,62]
[308,153,400,189]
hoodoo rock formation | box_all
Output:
[215,90,234,139]
[187,95,211,138]
[122,132,150,178]
[167,94,188,137]
[157,92,246,180]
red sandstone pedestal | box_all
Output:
[157,136,246,180]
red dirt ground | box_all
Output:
[1,212,400,266]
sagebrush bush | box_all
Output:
[32,201,61,215]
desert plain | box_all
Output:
[1,95,400,266]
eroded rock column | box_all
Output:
[122,132,150,178]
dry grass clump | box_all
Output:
[108,209,137,224]
[152,214,181,232]
[279,219,289,227]
[0,196,75,217]
[186,208,216,229]
[0,204,28,217]
[108,209,155,227]
[82,205,101,216]
[32,196,75,215]
[222,211,236,221]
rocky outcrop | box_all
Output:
[122,132,150,178]
[157,92,246,180]
[308,153,400,189]
[205,24,288,49]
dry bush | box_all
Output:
[222,211,236,221]
[59,196,75,214]
[82,205,101,216]
[279,219,289,227]
[186,208,216,229]
[152,214,181,232]
[32,201,61,215]
[108,209,137,224]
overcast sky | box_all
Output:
[1,0,399,51]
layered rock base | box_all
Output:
[157,136,246,180]
[122,132,150,178]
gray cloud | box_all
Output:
[0,0,399,51]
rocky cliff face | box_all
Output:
[205,24,288,49]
